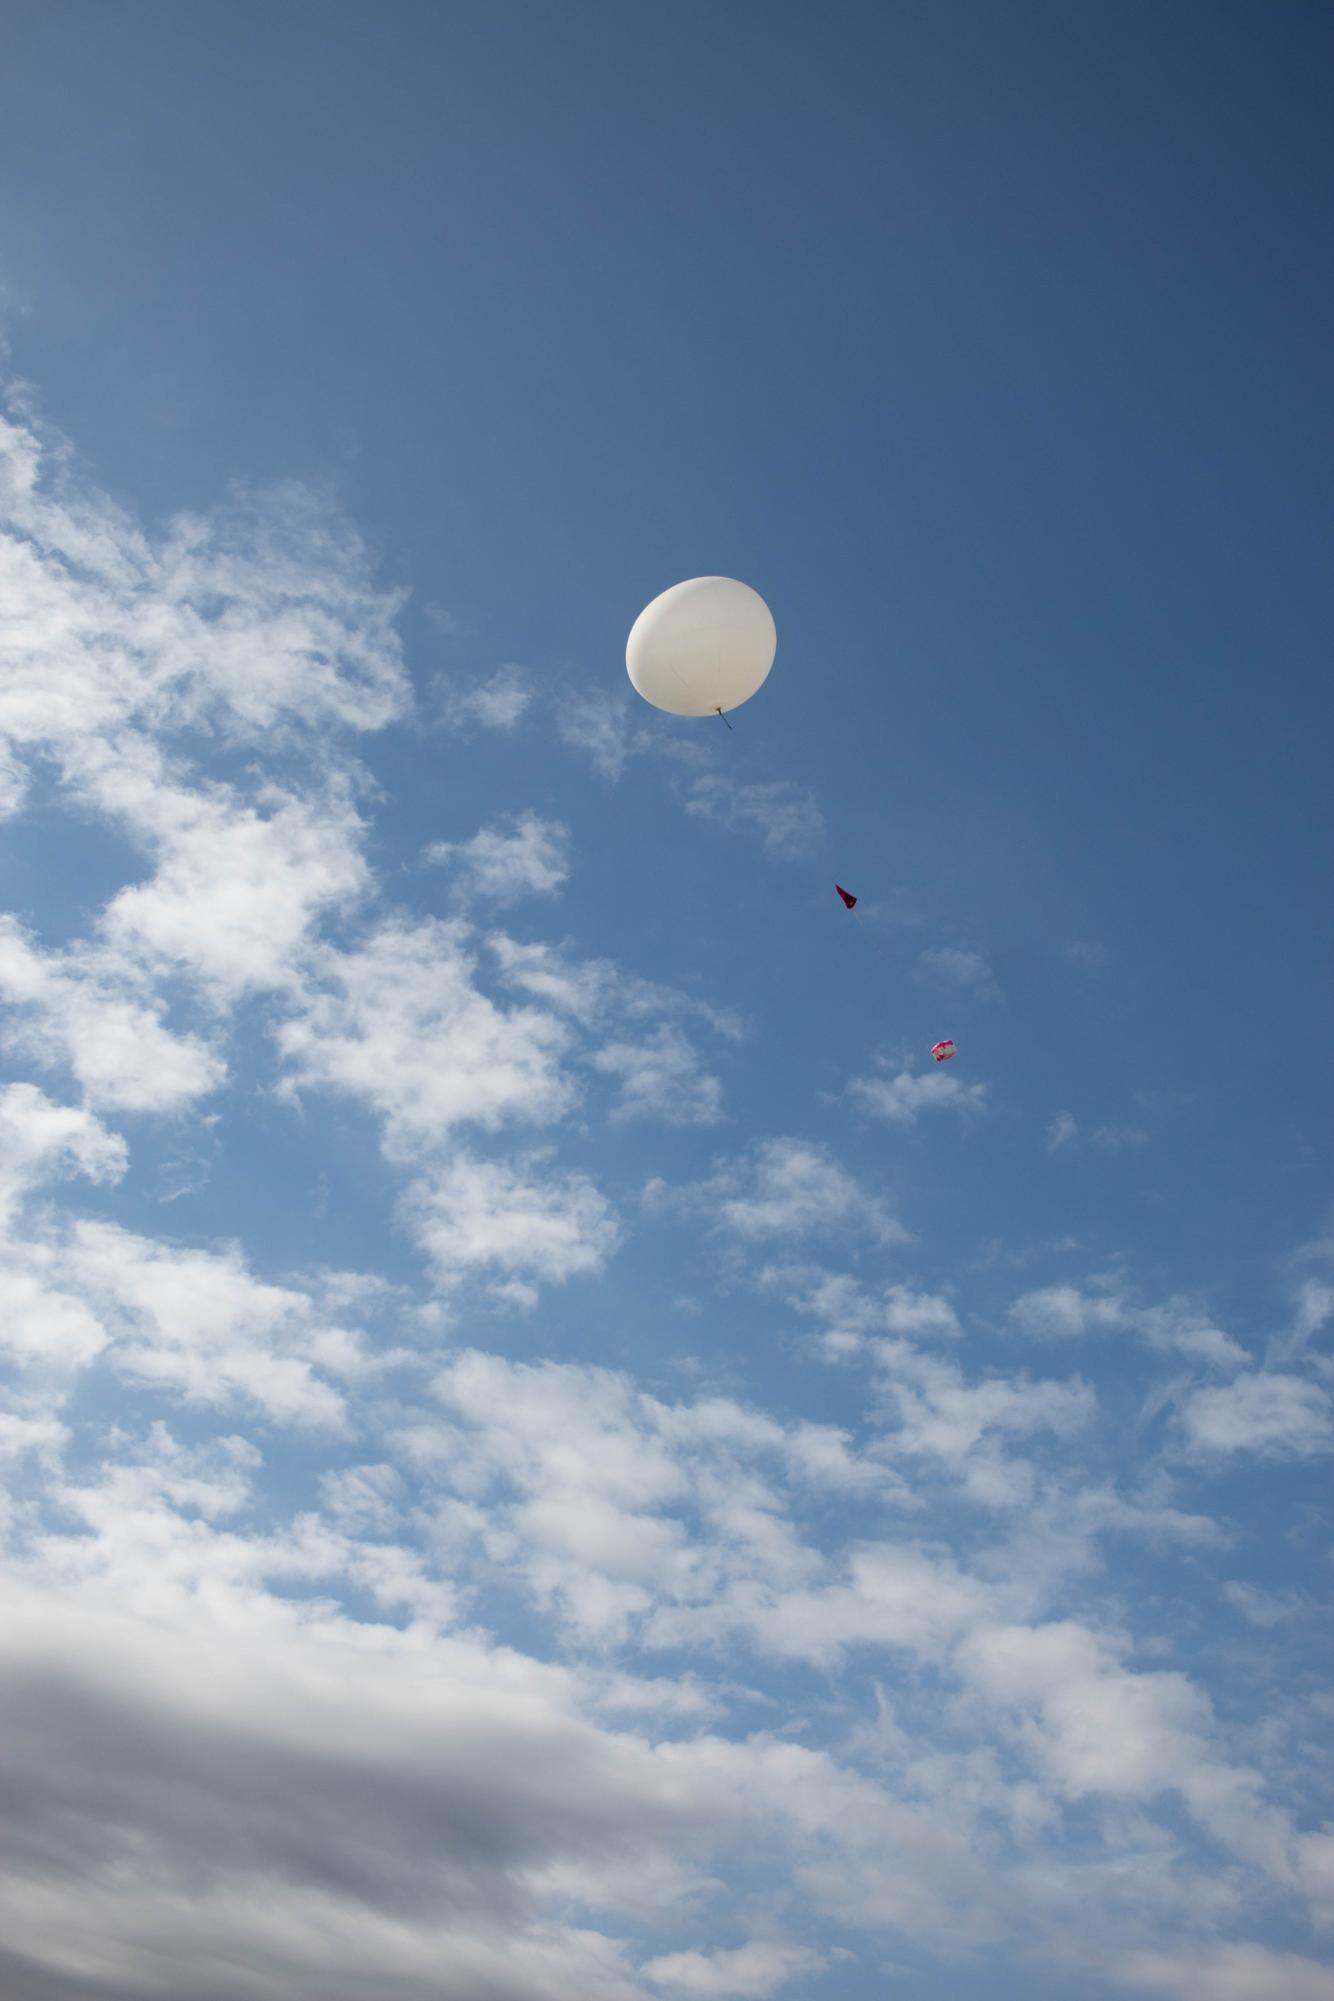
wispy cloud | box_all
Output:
[1180,1371,1332,1459]
[916,945,1000,1001]
[652,1136,907,1247]
[556,687,652,781]
[1120,1944,1334,1999]
[437,662,536,730]
[872,1338,1095,1506]
[0,400,410,790]
[1221,1580,1310,1628]
[684,774,824,857]
[1010,1283,1247,1368]
[426,811,571,905]
[642,1940,828,1996]
[594,1024,724,1126]
[850,1064,988,1125]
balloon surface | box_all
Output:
[626,576,776,718]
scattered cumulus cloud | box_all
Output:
[0,916,224,1111]
[0,1080,127,1227]
[96,755,372,997]
[405,1152,622,1303]
[277,918,575,1159]
[872,1339,1096,1505]
[2,380,1330,2001]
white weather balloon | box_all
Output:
[626,576,776,718]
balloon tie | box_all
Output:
[716,707,733,732]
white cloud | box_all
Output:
[278,917,575,1158]
[0,1098,385,1411]
[643,1940,827,1997]
[319,1462,406,1533]
[1120,1944,1334,1999]
[955,1617,1295,1886]
[5,379,1330,2001]
[872,1340,1095,1503]
[764,1269,958,1350]
[883,1285,961,1338]
[0,1081,126,1228]
[489,933,619,1023]
[657,1137,906,1247]
[407,1350,900,1649]
[557,688,649,781]
[0,1256,110,1371]
[1043,1111,1148,1154]
[668,1540,992,1670]
[405,1153,622,1301]
[594,1025,723,1126]
[1221,1581,1307,1628]
[0,915,224,1111]
[439,662,536,730]
[1010,1285,1125,1339]
[0,389,410,1029]
[0,740,25,819]
[427,811,570,905]
[1092,1122,1149,1150]
[917,946,1000,1000]
[684,774,823,857]
[490,934,743,1044]
[0,1512,736,2001]
[1070,1484,1226,1548]
[97,756,371,996]
[1270,1273,1334,1367]
[0,400,409,775]
[1180,1372,1332,1459]
[1010,1285,1246,1368]
[850,1065,987,1126]
[1293,1274,1334,1348]
[63,1220,354,1426]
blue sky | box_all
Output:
[1,5,1332,1997]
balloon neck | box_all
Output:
[716,707,733,732]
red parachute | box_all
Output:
[835,885,857,910]
[931,1039,956,1063]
